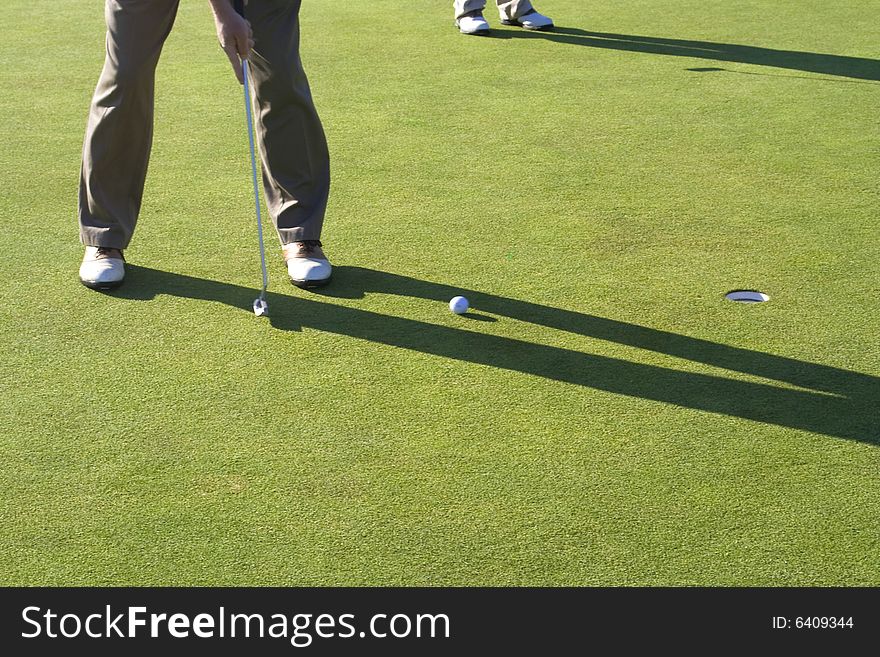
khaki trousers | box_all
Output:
[454,0,534,20]
[79,0,330,249]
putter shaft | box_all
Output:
[242,59,268,300]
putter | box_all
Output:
[235,2,269,317]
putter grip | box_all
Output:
[233,0,244,17]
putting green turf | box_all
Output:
[1,0,878,586]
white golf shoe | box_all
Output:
[456,12,490,35]
[283,240,332,289]
[79,246,125,289]
[501,8,554,31]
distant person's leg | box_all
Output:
[497,0,554,30]
[496,0,532,21]
[454,0,490,34]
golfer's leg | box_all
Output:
[247,0,330,244]
[78,0,180,249]
[454,0,488,20]
[496,0,534,21]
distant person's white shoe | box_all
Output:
[79,246,125,289]
[283,240,332,288]
[456,12,490,35]
[501,8,554,31]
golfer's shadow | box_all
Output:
[487,27,880,82]
[117,265,879,446]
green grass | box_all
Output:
[1,0,878,586]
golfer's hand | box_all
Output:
[211,1,254,84]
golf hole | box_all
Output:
[725,290,770,303]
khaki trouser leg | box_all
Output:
[79,0,180,249]
[454,0,534,21]
[246,0,330,245]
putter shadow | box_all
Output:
[488,27,880,82]
[113,265,879,446]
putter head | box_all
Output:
[253,298,269,317]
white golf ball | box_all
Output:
[449,296,469,315]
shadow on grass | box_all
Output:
[487,27,880,82]
[113,265,879,446]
